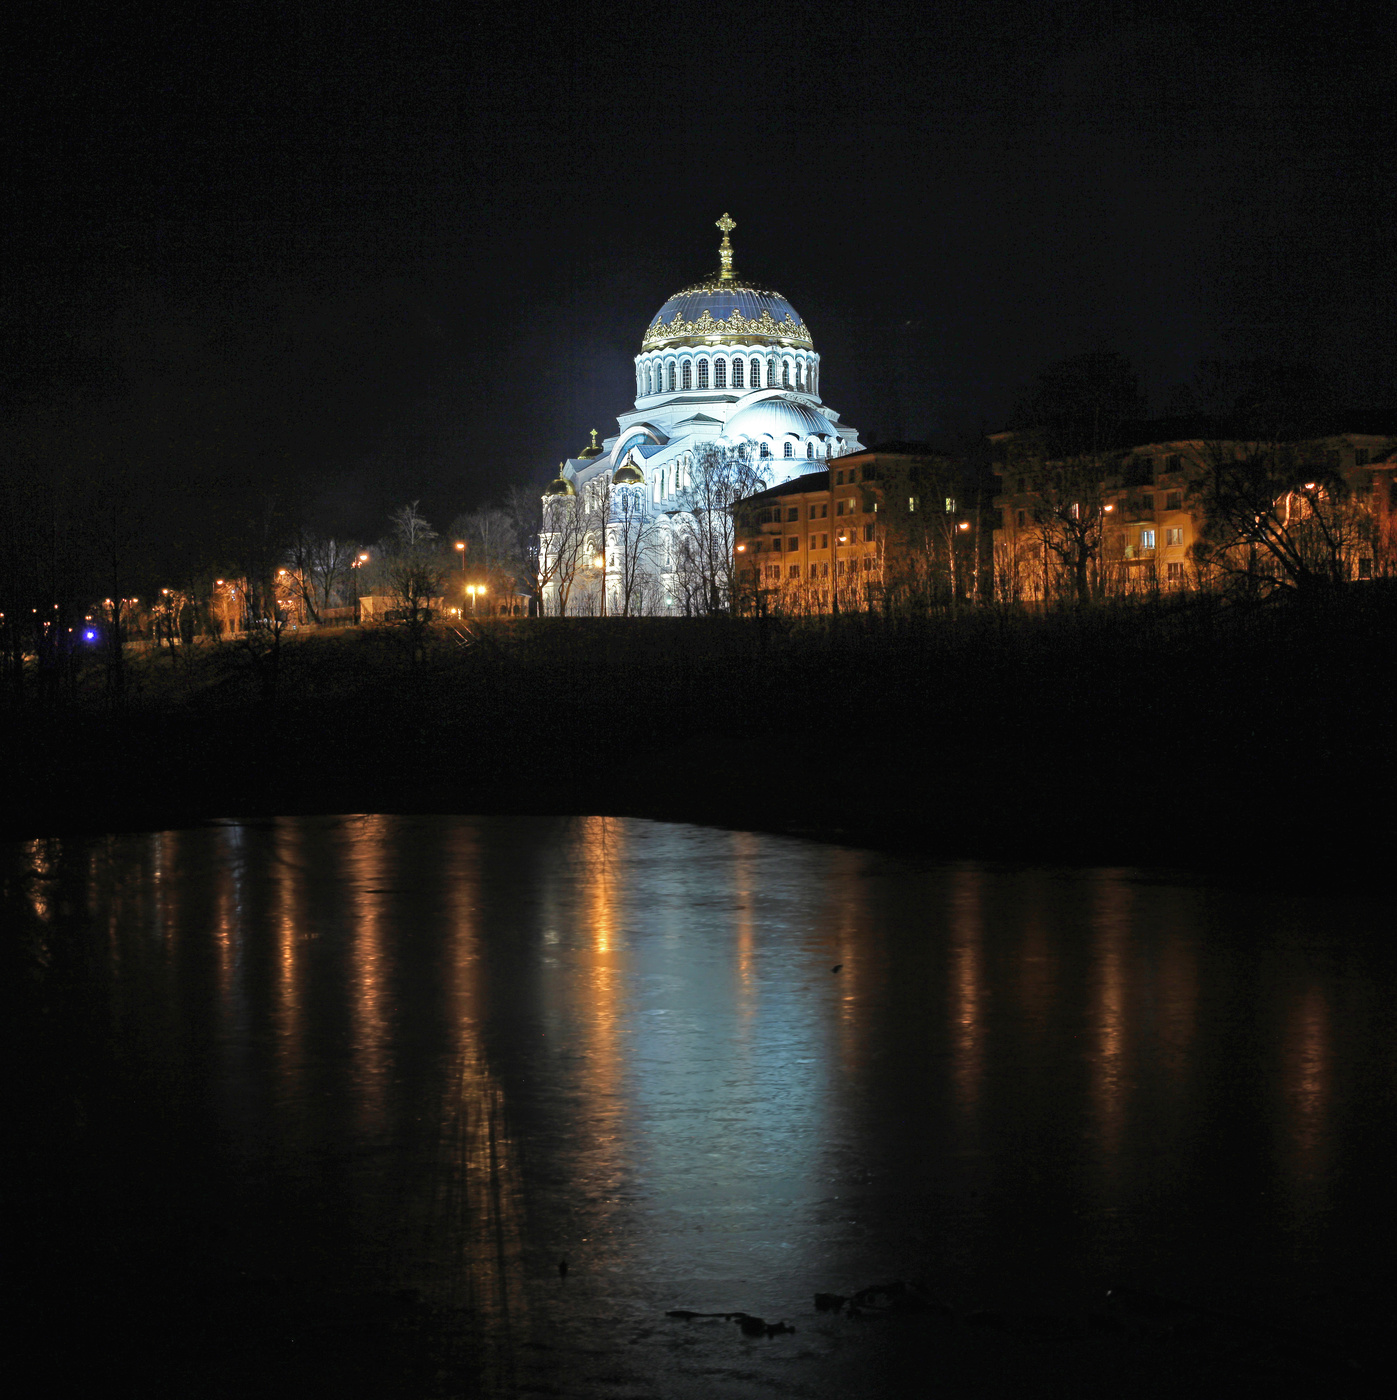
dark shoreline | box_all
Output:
[6,593,1394,891]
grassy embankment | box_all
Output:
[5,587,1394,874]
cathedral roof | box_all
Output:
[641,213,813,351]
[724,397,835,443]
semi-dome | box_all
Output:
[723,397,835,445]
[641,213,812,351]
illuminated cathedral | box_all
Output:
[539,215,863,614]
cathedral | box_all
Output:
[540,215,864,614]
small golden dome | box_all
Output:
[613,463,644,486]
[544,464,575,496]
[578,428,605,460]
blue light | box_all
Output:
[84,630,97,642]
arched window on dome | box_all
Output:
[714,358,726,389]
[682,362,692,390]
[760,442,772,458]
[752,357,762,388]
[731,358,743,389]
[767,359,778,388]
[782,361,791,389]
[806,441,814,459]
[666,362,676,392]
[784,442,794,458]
[697,359,709,389]
[810,363,818,395]
[646,364,655,395]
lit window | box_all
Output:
[767,359,777,387]
[732,358,743,389]
[1167,562,1185,584]
[784,442,794,458]
[666,363,676,391]
[682,362,692,390]
[761,442,771,458]
[1165,527,1183,546]
[752,357,762,387]
[697,359,709,389]
[945,497,956,513]
[909,497,917,512]
[714,359,726,388]
[1140,529,1156,549]
[806,442,813,459]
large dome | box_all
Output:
[642,279,812,352]
[641,213,812,351]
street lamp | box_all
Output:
[351,553,369,625]
[465,583,488,615]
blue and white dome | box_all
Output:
[643,281,812,351]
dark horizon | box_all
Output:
[8,0,1394,542]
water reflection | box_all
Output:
[8,818,1393,1398]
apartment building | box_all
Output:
[991,429,1396,601]
[732,446,980,613]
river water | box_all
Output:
[9,815,1396,1397]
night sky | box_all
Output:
[9,0,1394,540]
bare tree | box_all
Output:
[377,502,448,659]
[449,506,524,613]
[610,485,662,616]
[538,490,586,616]
[283,528,359,621]
[672,443,766,615]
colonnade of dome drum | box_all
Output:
[635,348,820,399]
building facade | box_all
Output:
[991,430,1397,601]
[732,447,985,614]
[539,215,863,615]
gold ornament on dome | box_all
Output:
[642,302,813,350]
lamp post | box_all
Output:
[352,551,369,624]
[465,583,487,615]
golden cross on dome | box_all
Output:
[716,212,736,280]
[590,428,599,450]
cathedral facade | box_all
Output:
[539,216,863,614]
